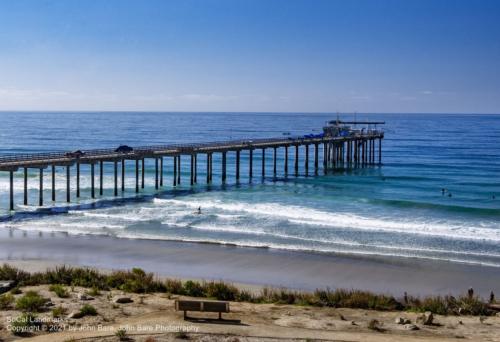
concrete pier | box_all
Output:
[0,129,383,211]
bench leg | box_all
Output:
[219,312,222,320]
[184,311,187,320]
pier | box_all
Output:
[0,121,384,211]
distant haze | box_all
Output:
[0,0,499,114]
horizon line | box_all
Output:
[0,110,499,115]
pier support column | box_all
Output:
[206,154,210,184]
[23,167,28,205]
[294,145,299,176]
[141,159,145,189]
[9,171,14,211]
[249,149,253,180]
[173,156,177,186]
[261,148,265,178]
[114,161,118,196]
[236,150,240,181]
[121,160,125,192]
[52,165,56,202]
[190,154,194,186]
[99,161,103,196]
[284,146,289,176]
[135,160,139,192]
[273,147,277,177]
[91,163,95,199]
[222,152,227,183]
[209,153,213,183]
[332,144,337,168]
[76,163,80,198]
[155,158,159,189]
[323,143,327,169]
[160,157,164,186]
[379,138,382,164]
[194,154,197,184]
[305,144,309,176]
[314,143,319,174]
[372,139,375,164]
[39,168,43,206]
[177,155,181,185]
[66,166,71,203]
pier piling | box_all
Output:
[23,168,28,205]
[52,165,56,201]
[9,171,14,211]
[91,163,95,198]
[39,168,43,206]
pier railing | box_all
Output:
[0,131,384,211]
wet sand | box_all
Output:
[1,229,500,297]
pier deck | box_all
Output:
[0,131,384,211]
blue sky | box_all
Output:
[0,0,499,113]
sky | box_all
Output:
[0,0,499,113]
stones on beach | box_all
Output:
[395,317,411,325]
[403,323,420,331]
[77,292,94,301]
[67,310,84,319]
[113,296,133,304]
[0,280,15,294]
[417,311,434,325]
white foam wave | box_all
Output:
[153,198,500,242]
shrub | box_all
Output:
[115,328,128,341]
[15,291,48,312]
[237,290,254,302]
[204,281,239,301]
[0,264,29,283]
[10,286,22,295]
[79,304,97,317]
[164,278,183,294]
[10,312,41,336]
[183,280,204,297]
[0,293,15,309]
[107,268,165,293]
[49,284,70,298]
[87,286,101,297]
[52,305,68,318]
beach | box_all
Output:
[2,229,500,298]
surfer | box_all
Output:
[196,206,202,215]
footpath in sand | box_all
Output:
[1,285,500,342]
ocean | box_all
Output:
[0,112,499,268]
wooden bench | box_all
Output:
[175,299,229,320]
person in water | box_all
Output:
[197,206,202,214]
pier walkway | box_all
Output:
[0,130,384,211]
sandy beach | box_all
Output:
[1,229,500,298]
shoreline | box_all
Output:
[2,229,500,298]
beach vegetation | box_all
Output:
[115,328,128,340]
[164,278,183,294]
[10,286,22,295]
[49,284,70,298]
[204,280,239,301]
[183,280,204,297]
[79,304,98,317]
[15,291,48,312]
[86,286,101,297]
[1,263,496,316]
[52,305,67,318]
[10,312,41,336]
[0,293,15,309]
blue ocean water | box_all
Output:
[0,112,499,267]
